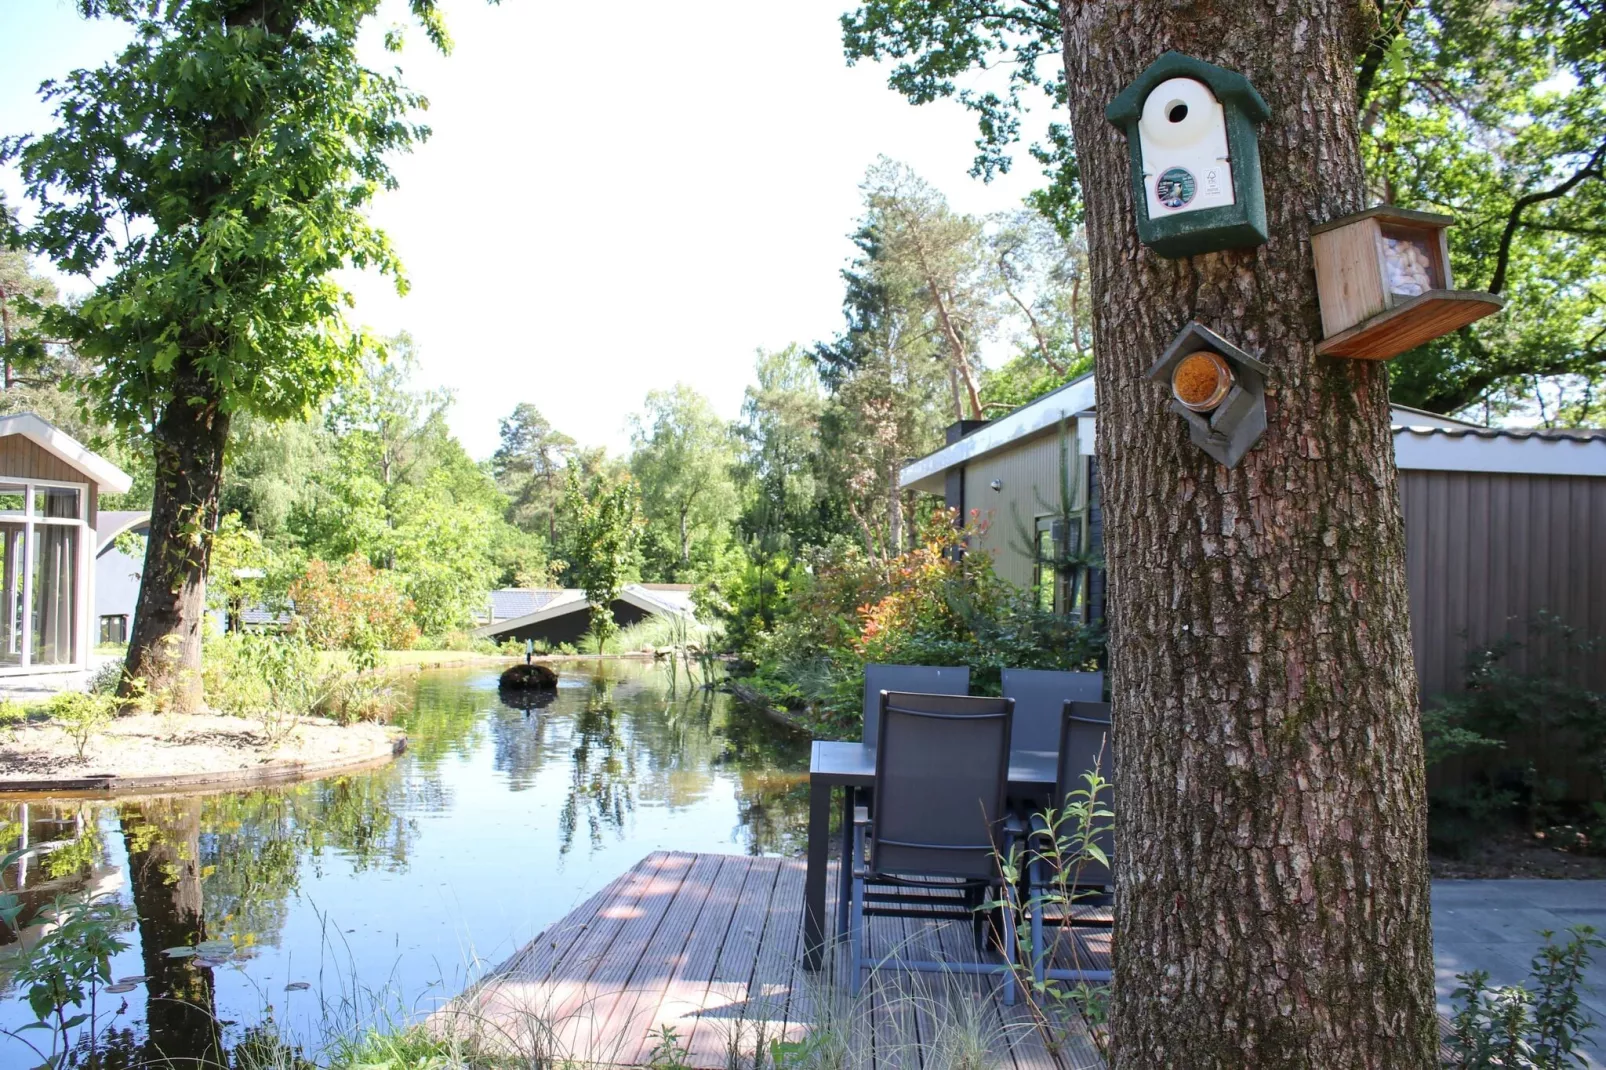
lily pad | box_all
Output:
[193,956,229,969]
[105,982,138,994]
[116,976,149,985]
[162,947,196,958]
[195,940,234,955]
[284,981,310,992]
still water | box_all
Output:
[0,659,812,1065]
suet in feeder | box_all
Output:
[1310,205,1503,361]
[1106,52,1270,258]
[1145,322,1270,468]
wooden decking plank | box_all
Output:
[448,852,676,1040]
[684,855,785,1066]
[752,858,812,1043]
[867,894,921,1070]
[561,851,717,1064]
[622,851,754,1067]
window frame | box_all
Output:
[0,477,91,674]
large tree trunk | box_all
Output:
[1055,4,1436,1067]
[122,375,229,712]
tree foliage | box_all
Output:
[629,385,741,582]
[841,0,1606,423]
[559,469,643,654]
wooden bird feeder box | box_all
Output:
[1311,205,1503,361]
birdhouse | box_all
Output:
[1144,322,1270,468]
[1310,205,1503,360]
[1106,52,1270,258]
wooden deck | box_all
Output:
[437,851,1105,1069]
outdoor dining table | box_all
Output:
[802,738,1060,970]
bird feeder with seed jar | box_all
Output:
[1310,205,1503,361]
[1145,322,1270,468]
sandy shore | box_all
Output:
[0,712,404,790]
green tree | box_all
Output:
[559,469,642,654]
[628,385,740,582]
[1360,0,1606,421]
[861,158,998,420]
[1,1,454,709]
[491,403,576,548]
[843,0,1606,424]
[980,207,1093,410]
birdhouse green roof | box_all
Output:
[1106,51,1271,126]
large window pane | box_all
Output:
[0,485,23,518]
[38,487,80,520]
[31,524,76,666]
[0,524,22,667]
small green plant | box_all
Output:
[0,697,29,740]
[645,1024,693,1070]
[46,691,115,762]
[990,749,1116,1058]
[0,885,133,1069]
[1445,926,1604,1068]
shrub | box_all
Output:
[1445,926,1604,1068]
[742,510,1103,734]
[289,555,420,652]
[205,633,333,744]
[1422,615,1605,856]
[46,692,116,761]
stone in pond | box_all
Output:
[499,662,558,690]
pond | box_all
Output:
[0,659,812,1066]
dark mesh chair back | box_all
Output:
[861,664,971,745]
[1000,668,1105,754]
[1056,700,1114,887]
[870,691,1013,880]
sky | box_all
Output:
[0,0,1054,459]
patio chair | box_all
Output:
[1000,667,1105,755]
[844,690,1021,1003]
[1026,700,1115,985]
[860,663,970,745]
[836,663,971,938]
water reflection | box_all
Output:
[0,659,811,1065]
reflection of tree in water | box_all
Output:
[119,798,224,1067]
[490,687,556,790]
[557,672,635,855]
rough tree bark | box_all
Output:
[122,368,229,712]
[1055,2,1437,1067]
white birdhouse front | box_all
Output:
[1138,77,1235,218]
[1106,52,1270,257]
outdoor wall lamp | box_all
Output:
[1145,321,1269,468]
[989,479,1004,491]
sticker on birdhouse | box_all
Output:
[1107,53,1270,258]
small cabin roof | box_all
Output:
[0,412,133,494]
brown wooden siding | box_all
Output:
[0,436,92,485]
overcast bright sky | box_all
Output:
[1,0,1053,458]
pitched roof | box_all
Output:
[488,588,572,621]
[0,412,133,494]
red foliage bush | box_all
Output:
[288,555,420,651]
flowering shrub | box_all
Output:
[740,509,1103,735]
[288,555,419,652]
